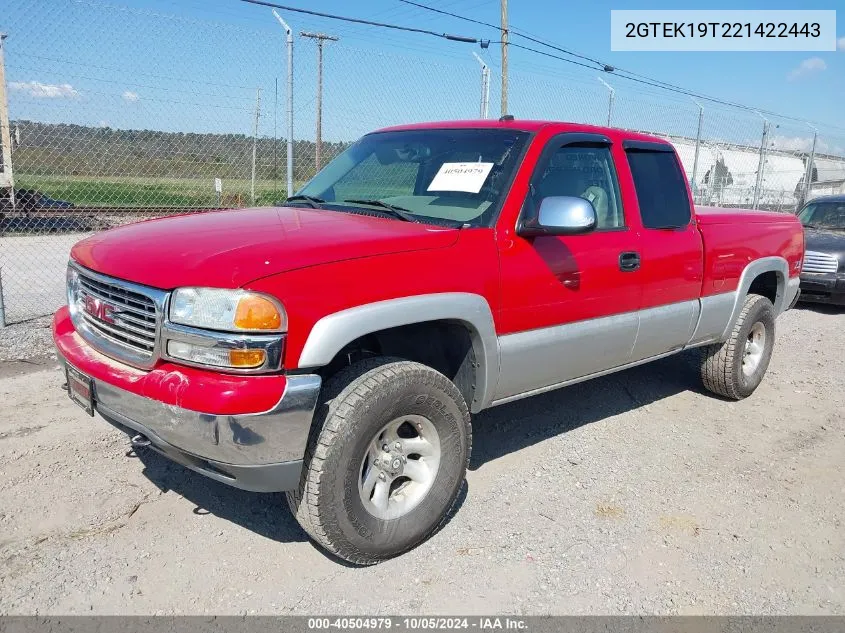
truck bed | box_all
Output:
[696,206,804,297]
[695,206,800,224]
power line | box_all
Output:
[398,0,611,70]
[503,42,598,73]
[236,0,493,59]
[501,42,796,116]
[398,1,758,104]
[397,0,707,82]
[230,0,843,130]
[499,42,753,110]
[238,0,484,44]
[398,0,500,31]
[398,0,843,129]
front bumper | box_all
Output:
[799,272,845,306]
[53,307,322,492]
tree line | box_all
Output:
[9,120,351,182]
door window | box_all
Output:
[532,145,624,229]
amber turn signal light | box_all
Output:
[234,295,282,330]
[228,349,267,368]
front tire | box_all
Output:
[287,358,471,565]
[699,293,775,400]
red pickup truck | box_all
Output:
[53,119,803,564]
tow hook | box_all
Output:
[130,434,151,449]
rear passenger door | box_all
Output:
[623,141,705,361]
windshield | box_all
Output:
[799,201,845,230]
[295,128,530,227]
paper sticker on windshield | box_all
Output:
[427,162,494,194]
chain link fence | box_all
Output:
[505,67,845,211]
[1,0,844,324]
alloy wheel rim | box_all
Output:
[742,321,766,377]
[358,415,441,521]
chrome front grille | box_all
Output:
[69,264,167,368]
[803,250,839,274]
[78,274,157,353]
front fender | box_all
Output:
[297,293,499,413]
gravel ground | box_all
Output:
[1,304,843,615]
[0,317,55,363]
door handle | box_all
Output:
[619,251,641,272]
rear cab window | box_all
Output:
[624,142,692,229]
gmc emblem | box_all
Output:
[83,295,116,324]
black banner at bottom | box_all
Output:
[2,617,845,633]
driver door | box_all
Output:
[494,134,644,402]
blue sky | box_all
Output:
[3,0,844,147]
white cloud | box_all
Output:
[769,135,832,153]
[769,135,814,152]
[838,37,845,51]
[788,57,827,80]
[769,135,845,156]
[122,90,139,102]
[9,81,79,98]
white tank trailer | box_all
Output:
[662,135,845,212]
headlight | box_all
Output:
[169,288,286,332]
[66,265,82,316]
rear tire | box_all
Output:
[286,357,471,565]
[699,293,775,400]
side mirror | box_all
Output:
[518,196,597,237]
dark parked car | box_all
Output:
[16,189,75,212]
[798,195,845,306]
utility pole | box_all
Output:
[500,0,508,116]
[250,87,261,206]
[301,31,338,172]
[0,33,15,213]
[272,10,294,198]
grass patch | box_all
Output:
[14,175,298,208]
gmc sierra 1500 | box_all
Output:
[53,119,803,564]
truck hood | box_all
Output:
[804,228,845,258]
[71,206,460,289]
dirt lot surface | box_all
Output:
[1,305,843,615]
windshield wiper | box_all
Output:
[283,194,325,208]
[342,199,417,223]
